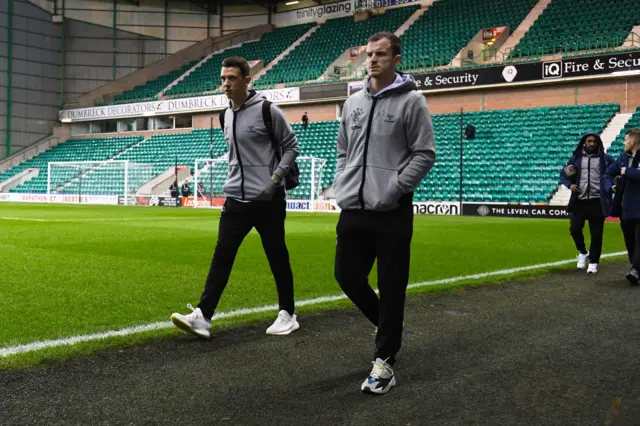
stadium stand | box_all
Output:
[4,137,143,194]
[103,59,204,106]
[399,0,538,70]
[253,6,419,87]
[165,24,314,97]
[510,0,640,58]
[193,104,620,202]
[2,104,621,202]
[421,103,620,203]
[607,106,640,155]
[54,130,229,196]
[284,121,340,200]
[118,129,227,175]
[93,1,640,103]
[191,121,339,199]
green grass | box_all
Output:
[0,203,628,369]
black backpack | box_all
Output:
[219,100,300,190]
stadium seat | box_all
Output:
[165,24,314,98]
[254,6,419,87]
[607,106,640,156]
[3,137,143,194]
[400,0,538,70]
[510,0,639,59]
[104,59,203,105]
[3,104,620,204]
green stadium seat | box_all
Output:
[400,0,538,70]
[3,104,620,204]
[511,0,639,59]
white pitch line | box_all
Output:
[0,251,628,358]
[0,217,209,222]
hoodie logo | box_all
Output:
[351,108,363,124]
[350,108,364,131]
[384,114,395,124]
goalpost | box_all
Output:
[47,160,155,205]
[193,157,228,208]
[193,156,327,210]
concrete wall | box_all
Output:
[63,18,165,103]
[0,0,62,160]
[65,24,273,109]
[62,0,216,54]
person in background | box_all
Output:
[605,128,640,285]
[301,111,309,130]
[560,131,615,274]
[169,180,179,198]
[181,181,192,197]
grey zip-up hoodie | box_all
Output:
[221,91,299,201]
[575,131,605,200]
[579,149,602,200]
[334,73,436,211]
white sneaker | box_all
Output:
[171,304,211,339]
[266,310,300,335]
[587,263,598,274]
[577,252,589,269]
[361,358,396,395]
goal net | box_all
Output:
[47,160,156,205]
[193,156,328,211]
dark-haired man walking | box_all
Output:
[560,131,615,274]
[171,56,300,338]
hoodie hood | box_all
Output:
[364,72,417,98]
[230,90,263,110]
[574,131,604,156]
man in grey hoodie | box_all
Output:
[171,56,300,338]
[334,32,436,395]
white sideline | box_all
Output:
[0,251,628,358]
[0,217,208,222]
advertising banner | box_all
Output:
[284,200,459,214]
[412,202,460,215]
[414,51,640,91]
[275,0,354,25]
[59,88,300,122]
[462,203,571,219]
[371,0,418,8]
[119,196,182,207]
[0,193,119,205]
[181,196,226,208]
[284,199,341,212]
[348,51,640,95]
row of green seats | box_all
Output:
[512,0,639,58]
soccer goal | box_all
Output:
[47,160,155,205]
[193,156,328,210]
[193,157,229,208]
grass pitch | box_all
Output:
[0,203,627,368]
